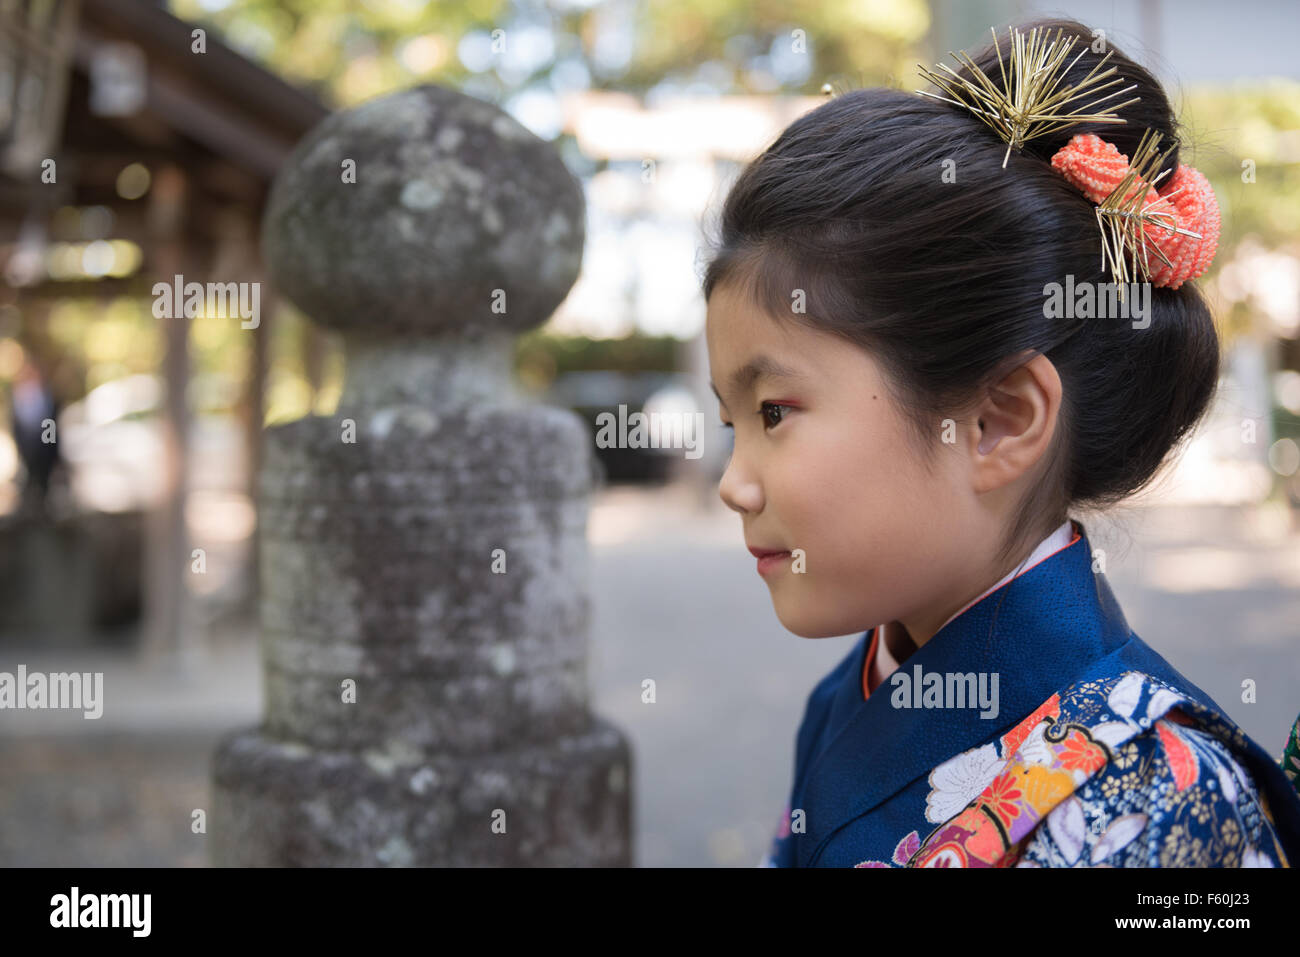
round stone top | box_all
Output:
[261,85,585,336]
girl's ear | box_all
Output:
[977,415,1004,454]
[970,354,1062,494]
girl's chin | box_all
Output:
[771,603,856,639]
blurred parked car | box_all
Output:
[543,370,699,483]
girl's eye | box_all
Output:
[760,401,791,430]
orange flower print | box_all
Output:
[1059,729,1106,773]
[978,769,1025,828]
[1156,720,1199,791]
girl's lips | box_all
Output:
[753,549,791,576]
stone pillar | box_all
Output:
[211,86,632,866]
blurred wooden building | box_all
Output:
[0,0,329,654]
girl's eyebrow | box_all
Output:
[709,354,807,404]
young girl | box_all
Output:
[701,16,1300,867]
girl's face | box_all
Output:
[705,279,1000,642]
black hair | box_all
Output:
[699,16,1221,574]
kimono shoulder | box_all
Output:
[906,672,1298,867]
[1014,716,1286,866]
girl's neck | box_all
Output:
[880,620,918,666]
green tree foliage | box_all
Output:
[169,0,930,108]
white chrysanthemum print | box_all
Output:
[925,741,1005,823]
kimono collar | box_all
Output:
[867,518,1076,696]
[797,517,1136,866]
[933,517,1077,635]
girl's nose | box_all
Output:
[718,454,762,515]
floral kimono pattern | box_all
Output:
[886,672,1290,867]
[759,518,1300,868]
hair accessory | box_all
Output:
[1051,129,1220,294]
[915,25,1141,168]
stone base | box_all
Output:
[210,717,632,866]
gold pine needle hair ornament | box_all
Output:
[915,25,1141,168]
[1064,127,1206,300]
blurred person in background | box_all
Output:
[9,352,63,518]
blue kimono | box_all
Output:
[762,518,1300,867]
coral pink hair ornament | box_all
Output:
[1050,129,1221,290]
